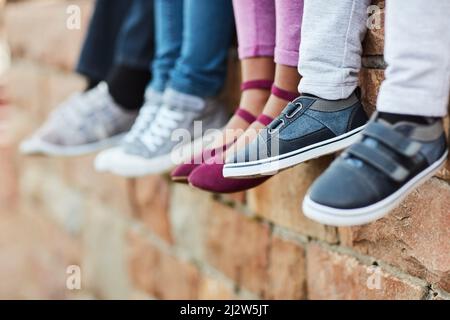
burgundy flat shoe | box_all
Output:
[188,161,271,193]
[188,113,274,193]
[171,79,273,183]
[171,143,228,183]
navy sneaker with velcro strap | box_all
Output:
[303,114,448,226]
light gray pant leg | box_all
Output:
[377,0,450,117]
[298,0,371,100]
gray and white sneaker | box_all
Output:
[20,82,137,157]
[107,88,229,177]
[94,88,163,172]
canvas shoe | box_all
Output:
[20,82,137,157]
[303,114,448,226]
[94,88,163,172]
[223,89,368,178]
[106,88,229,177]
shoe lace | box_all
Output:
[141,105,185,152]
[124,98,160,143]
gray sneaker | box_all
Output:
[303,114,448,226]
[94,88,163,172]
[20,82,137,156]
[107,88,229,177]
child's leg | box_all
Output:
[212,0,276,146]
[223,0,369,181]
[377,0,450,118]
[171,0,276,185]
[77,0,135,85]
[229,0,303,153]
[21,0,155,156]
[106,0,155,111]
[167,0,234,97]
[299,0,371,100]
[149,0,183,93]
[303,0,450,226]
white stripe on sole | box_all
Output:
[105,130,222,178]
[223,125,365,178]
[19,133,126,157]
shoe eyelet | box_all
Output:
[268,119,285,134]
[286,102,303,119]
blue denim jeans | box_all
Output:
[76,0,154,81]
[150,0,234,97]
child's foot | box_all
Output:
[171,79,272,182]
[105,88,229,177]
[20,82,137,157]
[224,91,295,160]
[223,89,368,178]
[188,85,297,193]
[303,113,448,226]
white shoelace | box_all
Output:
[141,105,185,152]
[124,99,160,143]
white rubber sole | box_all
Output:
[100,130,221,178]
[223,125,365,178]
[302,150,448,227]
[94,147,124,172]
[19,133,125,157]
[108,152,175,178]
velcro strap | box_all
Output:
[347,143,410,182]
[363,122,422,157]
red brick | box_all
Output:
[220,191,246,206]
[307,243,427,300]
[198,276,238,300]
[264,236,306,300]
[339,178,450,291]
[129,176,172,243]
[0,211,81,299]
[205,202,271,295]
[5,0,92,71]
[247,156,338,243]
[127,231,200,300]
[360,68,384,113]
[436,117,450,181]
[7,61,85,125]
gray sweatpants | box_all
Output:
[298,0,371,100]
[299,0,450,117]
[377,0,450,117]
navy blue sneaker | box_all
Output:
[303,114,448,226]
[223,89,368,178]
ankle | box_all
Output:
[262,95,290,118]
[239,90,270,115]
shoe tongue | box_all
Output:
[163,88,205,112]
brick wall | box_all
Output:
[1,0,449,300]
